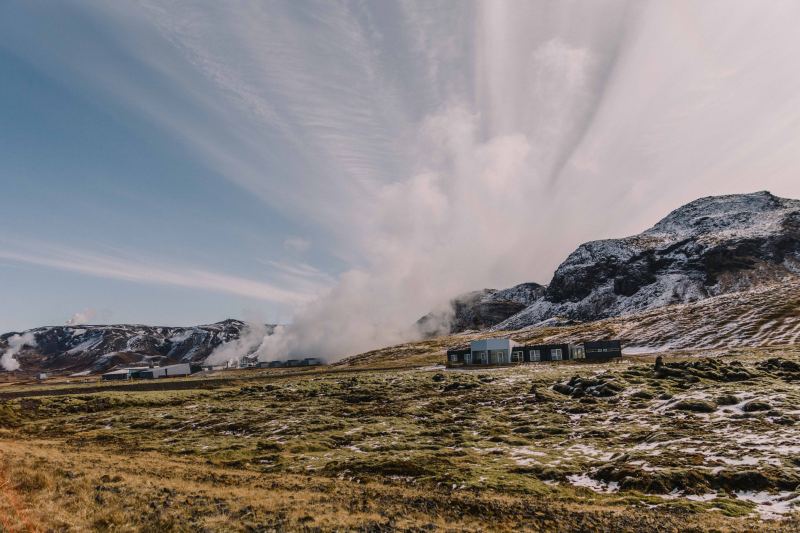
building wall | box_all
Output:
[470,338,516,352]
[470,338,517,365]
[446,349,470,364]
[448,340,622,366]
[161,363,191,376]
[519,344,570,362]
[138,367,167,379]
[101,372,130,381]
[584,340,622,360]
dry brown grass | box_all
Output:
[0,437,786,532]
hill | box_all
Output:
[0,320,273,374]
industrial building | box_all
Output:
[101,363,192,381]
[101,368,139,381]
[446,338,621,367]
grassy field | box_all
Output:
[2,347,800,531]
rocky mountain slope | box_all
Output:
[0,320,272,374]
[520,278,800,351]
[418,191,800,336]
[433,191,799,333]
[416,282,545,336]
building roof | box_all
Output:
[102,368,134,375]
[160,363,190,371]
[470,338,518,350]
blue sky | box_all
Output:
[3,1,800,355]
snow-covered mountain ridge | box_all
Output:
[425,191,800,333]
[0,319,273,373]
[501,191,800,329]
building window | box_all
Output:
[512,350,522,362]
[532,349,541,362]
[552,348,562,361]
[449,354,457,362]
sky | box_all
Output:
[3,1,800,359]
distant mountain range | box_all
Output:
[420,191,800,334]
[3,191,799,374]
[0,319,271,374]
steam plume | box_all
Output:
[205,322,270,366]
[66,309,96,326]
[1,332,36,371]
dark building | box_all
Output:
[133,368,165,379]
[446,338,621,367]
[101,369,133,381]
[512,343,575,363]
[301,357,323,366]
[583,340,623,361]
[445,348,470,365]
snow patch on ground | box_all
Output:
[735,491,800,519]
[622,346,665,355]
[567,474,619,493]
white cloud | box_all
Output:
[0,241,316,306]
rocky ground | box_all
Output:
[1,347,800,531]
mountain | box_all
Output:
[0,320,273,374]
[497,191,799,329]
[416,282,545,336]
[424,191,800,333]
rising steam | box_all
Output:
[66,308,96,326]
[205,322,271,366]
[1,332,36,371]
[223,12,632,362]
[252,0,636,362]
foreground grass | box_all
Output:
[2,348,800,531]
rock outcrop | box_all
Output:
[417,282,545,335]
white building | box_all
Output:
[160,363,191,377]
[101,363,192,381]
[467,338,519,365]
